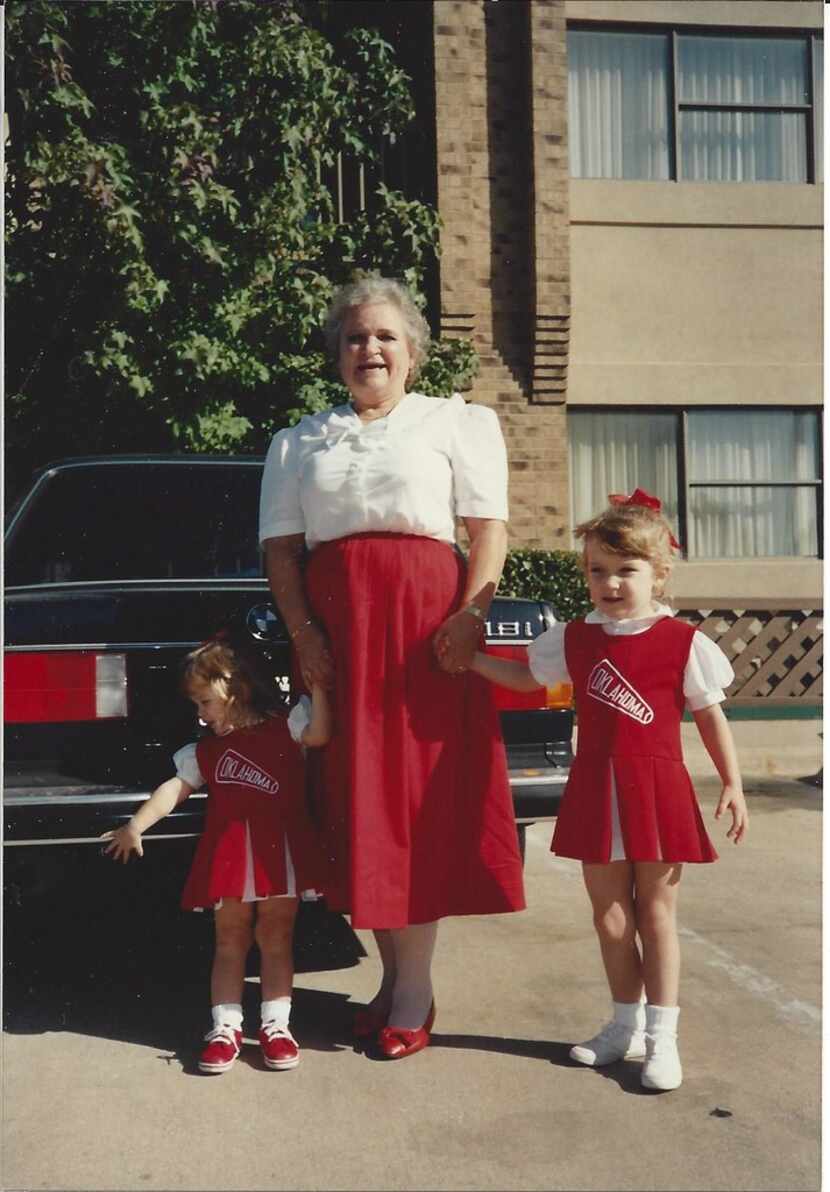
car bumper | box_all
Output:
[3,768,568,846]
[3,784,207,847]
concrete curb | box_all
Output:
[681,718,823,783]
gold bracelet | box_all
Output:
[289,618,314,640]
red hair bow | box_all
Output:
[608,488,681,550]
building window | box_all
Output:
[569,408,822,558]
[568,27,823,183]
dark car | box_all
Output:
[4,455,572,898]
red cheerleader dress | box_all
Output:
[179,717,324,911]
[551,616,718,864]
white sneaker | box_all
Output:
[641,1033,683,1090]
[569,1020,647,1067]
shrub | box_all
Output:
[500,549,591,622]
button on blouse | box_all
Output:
[258,392,509,550]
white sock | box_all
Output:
[212,1003,243,1031]
[614,999,646,1032]
[261,996,291,1029]
[389,921,438,1030]
[646,1003,680,1036]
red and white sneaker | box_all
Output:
[198,1023,243,1074]
[259,1021,300,1070]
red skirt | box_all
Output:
[303,533,525,929]
[551,754,718,864]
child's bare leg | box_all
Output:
[633,862,682,1005]
[255,896,299,1001]
[582,861,643,1002]
[212,898,255,1006]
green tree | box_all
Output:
[5,0,475,496]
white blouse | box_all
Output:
[527,605,734,713]
[258,391,509,550]
[172,702,310,788]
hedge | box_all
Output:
[500,549,592,622]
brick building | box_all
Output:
[341,0,822,639]
[431,0,571,551]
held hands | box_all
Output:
[433,609,484,675]
[100,823,144,863]
[293,621,335,690]
[714,783,748,844]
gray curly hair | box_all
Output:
[322,275,431,386]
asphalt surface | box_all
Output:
[2,775,821,1192]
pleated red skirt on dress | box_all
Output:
[551,617,718,864]
[180,717,325,910]
[303,532,525,929]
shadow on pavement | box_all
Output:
[3,845,366,1059]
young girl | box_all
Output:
[470,489,748,1092]
[102,638,330,1075]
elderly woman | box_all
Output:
[259,276,524,1060]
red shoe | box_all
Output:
[352,1005,389,1039]
[198,1024,242,1074]
[259,1021,300,1070]
[377,1002,436,1061]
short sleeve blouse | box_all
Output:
[173,742,204,789]
[286,695,311,745]
[527,607,734,712]
[258,392,508,550]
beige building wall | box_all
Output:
[568,183,822,408]
[565,0,823,603]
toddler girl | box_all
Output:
[102,637,329,1075]
[470,489,747,1091]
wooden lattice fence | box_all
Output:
[678,603,823,708]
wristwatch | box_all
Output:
[462,603,487,623]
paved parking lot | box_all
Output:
[2,775,821,1192]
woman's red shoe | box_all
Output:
[377,1002,436,1060]
[352,1005,388,1039]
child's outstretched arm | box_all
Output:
[100,776,194,863]
[692,703,748,843]
[301,681,332,747]
[469,650,545,693]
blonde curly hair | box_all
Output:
[575,502,677,598]
[181,638,284,730]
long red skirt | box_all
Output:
[303,533,525,930]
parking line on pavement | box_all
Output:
[679,925,821,1034]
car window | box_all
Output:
[5,462,266,585]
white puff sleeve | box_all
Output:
[683,631,735,711]
[172,743,205,790]
[287,695,312,745]
[527,623,569,688]
[259,424,306,544]
[449,396,509,522]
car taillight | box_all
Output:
[545,681,574,710]
[484,644,573,712]
[3,652,128,723]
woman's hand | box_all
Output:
[294,621,335,690]
[433,609,484,675]
[100,823,144,863]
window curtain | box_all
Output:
[678,36,809,181]
[687,410,819,557]
[568,31,670,179]
[569,411,679,540]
